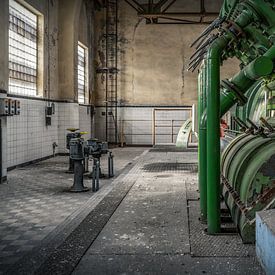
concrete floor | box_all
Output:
[0,147,145,273]
[0,147,264,274]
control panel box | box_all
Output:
[0,98,21,116]
[15,100,20,115]
[0,98,10,116]
[9,99,15,115]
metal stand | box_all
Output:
[70,160,89,192]
[84,157,89,173]
[108,151,114,178]
[66,158,74,174]
[92,158,100,192]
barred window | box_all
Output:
[77,43,88,104]
[9,0,38,96]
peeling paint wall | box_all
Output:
[93,1,239,144]
[94,1,239,107]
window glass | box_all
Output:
[9,0,38,96]
[78,43,88,104]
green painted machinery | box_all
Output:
[175,118,192,149]
[221,131,275,243]
[234,79,275,125]
[189,0,275,240]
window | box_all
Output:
[9,0,38,96]
[77,43,88,104]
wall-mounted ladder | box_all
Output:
[105,0,118,143]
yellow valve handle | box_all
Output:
[67,128,79,132]
[79,131,88,135]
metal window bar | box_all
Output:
[8,0,38,96]
[77,44,87,104]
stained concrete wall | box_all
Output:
[94,1,239,107]
[93,1,239,144]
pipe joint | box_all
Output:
[207,35,231,59]
[235,7,256,29]
[221,79,248,106]
[243,56,273,80]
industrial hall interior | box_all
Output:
[0,0,275,274]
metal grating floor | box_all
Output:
[188,200,256,257]
[149,147,198,153]
[142,162,198,173]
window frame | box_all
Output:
[8,0,44,98]
[77,41,89,104]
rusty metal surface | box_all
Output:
[222,175,275,220]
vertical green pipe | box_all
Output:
[205,53,273,234]
[206,49,223,234]
[198,62,207,222]
[203,33,233,234]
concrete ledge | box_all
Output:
[256,209,275,275]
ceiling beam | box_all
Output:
[124,0,146,12]
[139,12,219,17]
[123,0,219,24]
[154,0,170,12]
[161,0,177,13]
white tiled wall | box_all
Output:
[57,104,92,153]
[7,99,58,167]
[6,101,190,168]
[7,98,92,167]
[58,103,80,153]
[79,105,92,137]
[94,107,192,145]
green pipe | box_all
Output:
[201,55,273,129]
[201,52,273,234]
[198,62,207,222]
[200,9,257,234]
[244,81,263,121]
[201,54,274,137]
[220,56,273,116]
[247,0,275,27]
[220,55,274,117]
[206,36,230,234]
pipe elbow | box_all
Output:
[207,36,229,59]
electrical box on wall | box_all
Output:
[45,102,55,126]
[0,99,10,116]
[15,100,20,115]
[45,103,55,116]
[9,99,15,115]
[0,98,20,116]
